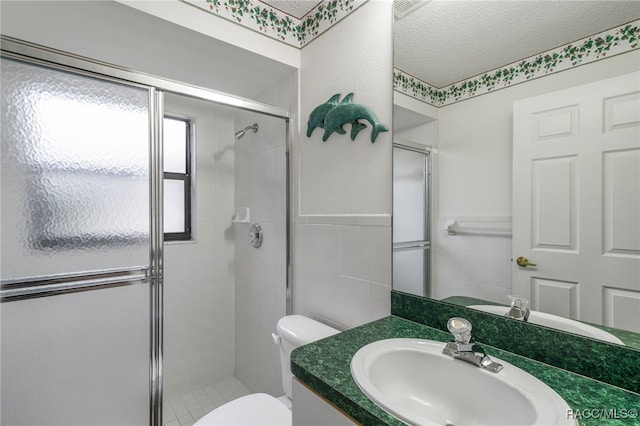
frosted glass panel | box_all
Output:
[164,179,185,233]
[1,285,149,426]
[393,146,430,295]
[393,248,428,296]
[164,117,187,173]
[1,57,150,281]
[393,147,426,243]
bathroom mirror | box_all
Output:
[392,1,640,348]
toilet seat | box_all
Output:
[194,393,291,426]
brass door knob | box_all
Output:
[516,256,537,267]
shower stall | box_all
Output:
[161,94,290,424]
[1,37,291,426]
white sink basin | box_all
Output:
[468,305,624,345]
[351,338,575,426]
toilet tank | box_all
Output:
[274,315,340,399]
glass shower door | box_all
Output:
[1,56,152,425]
[393,145,431,297]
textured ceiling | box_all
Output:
[211,1,640,89]
[260,0,322,18]
[394,1,640,88]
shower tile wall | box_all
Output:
[234,74,295,396]
[163,94,236,400]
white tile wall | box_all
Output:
[234,74,294,395]
[163,94,237,401]
[292,223,392,330]
[431,219,512,303]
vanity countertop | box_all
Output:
[440,295,640,349]
[291,316,640,426]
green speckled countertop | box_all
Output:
[291,316,640,426]
[441,295,640,350]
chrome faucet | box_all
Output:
[505,295,530,321]
[442,317,503,373]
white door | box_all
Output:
[512,71,640,332]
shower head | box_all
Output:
[234,123,258,140]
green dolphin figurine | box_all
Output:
[307,94,341,137]
[329,93,367,141]
[322,93,388,143]
[307,94,368,140]
[349,120,367,140]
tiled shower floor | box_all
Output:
[163,376,251,426]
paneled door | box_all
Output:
[512,71,640,331]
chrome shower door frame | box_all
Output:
[1,36,292,426]
[392,141,432,297]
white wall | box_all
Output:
[421,50,640,304]
[395,122,438,146]
[294,1,394,329]
[0,1,295,100]
[115,0,300,69]
[437,49,640,219]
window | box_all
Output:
[163,116,192,241]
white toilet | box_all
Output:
[194,315,340,426]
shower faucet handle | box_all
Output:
[249,223,263,248]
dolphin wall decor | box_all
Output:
[306,94,340,137]
[306,93,388,143]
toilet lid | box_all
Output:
[194,393,291,426]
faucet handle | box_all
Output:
[447,317,472,344]
[507,295,530,310]
[506,295,530,321]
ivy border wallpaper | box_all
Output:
[182,0,363,47]
[394,20,640,107]
[171,4,638,107]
